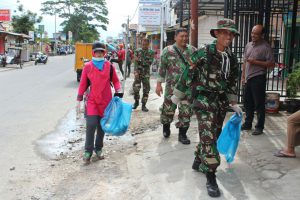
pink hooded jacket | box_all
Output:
[77,61,121,117]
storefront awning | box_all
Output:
[0,31,31,39]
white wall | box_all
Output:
[197,15,224,47]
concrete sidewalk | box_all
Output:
[122,81,300,200]
[0,60,35,72]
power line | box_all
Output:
[129,3,139,22]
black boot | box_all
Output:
[142,103,149,112]
[178,127,190,145]
[192,157,201,171]
[206,172,221,197]
[132,100,139,109]
[163,124,170,138]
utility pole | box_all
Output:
[40,32,43,52]
[179,0,183,27]
[191,0,198,47]
[123,16,130,88]
[54,12,57,55]
[160,2,164,56]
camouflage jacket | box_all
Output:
[174,42,238,110]
[134,48,155,73]
[157,44,196,90]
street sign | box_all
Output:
[38,25,44,33]
[28,31,34,41]
[139,6,161,26]
[0,9,11,21]
[68,31,73,41]
[139,0,161,4]
[60,33,67,41]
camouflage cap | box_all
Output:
[210,18,240,38]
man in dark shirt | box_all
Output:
[241,25,275,135]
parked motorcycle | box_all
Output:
[0,54,6,67]
[57,47,67,55]
[35,52,48,65]
[105,51,118,63]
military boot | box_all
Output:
[163,124,171,138]
[206,172,221,197]
[142,103,149,112]
[132,100,139,109]
[178,127,190,144]
[192,157,202,171]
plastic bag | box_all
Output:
[100,97,132,136]
[217,113,242,163]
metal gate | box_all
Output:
[224,0,300,101]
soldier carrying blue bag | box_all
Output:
[172,19,242,197]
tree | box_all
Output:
[41,0,108,42]
[12,4,42,34]
[61,14,99,42]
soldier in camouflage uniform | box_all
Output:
[155,28,196,145]
[132,39,154,112]
[172,19,242,197]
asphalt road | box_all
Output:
[0,55,77,199]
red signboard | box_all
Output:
[0,9,11,21]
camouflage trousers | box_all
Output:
[132,72,150,104]
[194,108,226,173]
[160,95,193,128]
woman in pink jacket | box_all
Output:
[77,42,123,165]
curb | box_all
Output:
[0,61,35,72]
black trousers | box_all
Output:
[126,61,131,77]
[244,75,266,130]
[85,115,104,153]
[118,60,124,76]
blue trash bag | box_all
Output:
[100,97,132,136]
[217,113,242,163]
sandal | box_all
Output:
[274,150,296,158]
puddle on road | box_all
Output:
[36,109,135,160]
[36,109,85,160]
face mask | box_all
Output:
[92,57,104,62]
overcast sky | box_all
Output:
[1,0,139,39]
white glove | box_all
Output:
[231,104,242,116]
[76,101,82,120]
[171,95,180,105]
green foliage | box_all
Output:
[287,62,300,98]
[60,14,99,42]
[12,4,42,34]
[41,0,108,42]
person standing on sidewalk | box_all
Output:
[172,19,242,197]
[76,42,123,165]
[126,45,134,77]
[241,25,275,135]
[117,44,125,76]
[155,28,196,145]
[132,38,154,112]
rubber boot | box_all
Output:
[132,100,139,109]
[206,172,221,197]
[178,127,190,144]
[142,103,149,112]
[163,124,171,138]
[83,152,92,165]
[192,157,202,171]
